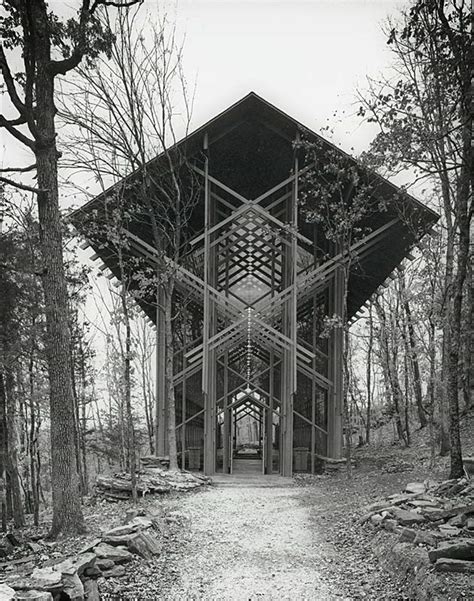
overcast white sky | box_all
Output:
[173,0,406,153]
[1,0,408,198]
[2,0,411,389]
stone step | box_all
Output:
[212,475,294,488]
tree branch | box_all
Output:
[0,115,36,149]
[0,164,37,173]
[50,0,142,76]
[0,115,27,127]
[0,45,27,117]
[49,55,84,77]
[90,0,143,12]
[0,175,44,194]
[49,0,92,76]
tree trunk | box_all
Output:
[121,286,137,503]
[70,347,84,496]
[32,2,84,537]
[78,338,89,495]
[114,236,137,500]
[366,303,373,444]
[28,348,40,527]
[435,96,455,457]
[80,398,88,496]
[16,373,31,516]
[462,257,473,411]
[164,283,179,471]
[400,276,427,428]
[0,371,8,532]
[440,239,454,455]
[343,329,352,478]
[435,0,471,478]
[94,399,104,473]
[427,316,437,468]
[403,353,411,447]
[391,371,408,446]
[374,298,407,445]
[446,127,470,479]
[4,368,25,528]
[26,241,41,526]
[142,364,154,455]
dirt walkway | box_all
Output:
[163,481,344,600]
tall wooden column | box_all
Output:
[204,346,216,475]
[265,352,274,474]
[328,266,344,459]
[280,348,294,476]
[281,160,298,477]
[202,134,216,475]
[222,352,230,473]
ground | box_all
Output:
[4,411,473,599]
[160,479,339,600]
[152,466,472,601]
[151,414,474,600]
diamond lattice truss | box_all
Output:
[71,92,438,476]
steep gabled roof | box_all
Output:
[72,91,438,321]
[76,91,438,219]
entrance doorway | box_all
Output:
[216,393,280,475]
[231,400,263,474]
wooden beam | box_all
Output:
[327,264,344,459]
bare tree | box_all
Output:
[398,267,427,429]
[62,8,197,470]
[132,316,155,454]
[357,0,471,477]
[0,0,142,537]
[365,303,374,444]
[299,138,386,476]
[373,294,408,446]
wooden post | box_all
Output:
[223,351,230,473]
[285,154,300,475]
[267,227,276,476]
[281,355,293,475]
[328,266,344,459]
[311,294,317,473]
[202,133,216,475]
[222,232,231,474]
[265,352,274,474]
[280,214,290,476]
[206,349,216,475]
[181,359,186,471]
[280,156,299,477]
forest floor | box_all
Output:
[154,411,474,600]
[3,410,473,599]
[157,482,341,600]
[155,472,471,601]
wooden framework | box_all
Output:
[73,92,438,478]
[149,141,368,476]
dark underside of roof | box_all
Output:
[71,92,438,323]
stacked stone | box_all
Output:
[0,513,164,600]
[363,478,474,574]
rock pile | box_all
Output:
[363,477,474,574]
[0,511,168,600]
[95,459,211,501]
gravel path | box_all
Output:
[164,482,343,600]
